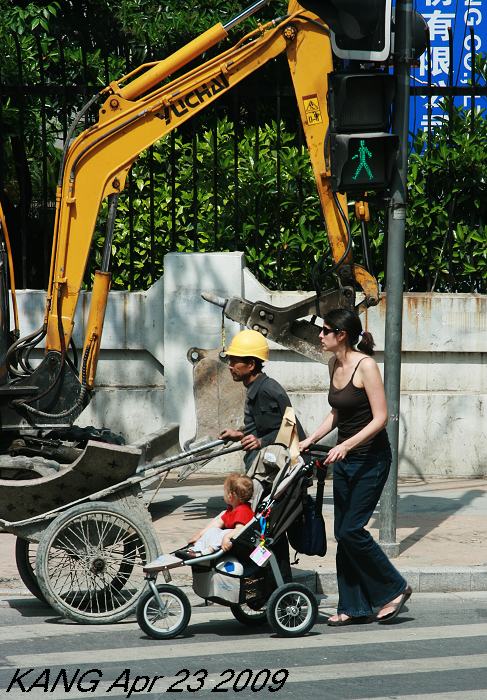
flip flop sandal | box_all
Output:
[327,615,372,627]
[376,585,412,624]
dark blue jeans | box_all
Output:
[333,448,407,617]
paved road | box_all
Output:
[1,592,487,699]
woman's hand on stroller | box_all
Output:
[324,443,350,464]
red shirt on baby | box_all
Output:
[221,503,254,529]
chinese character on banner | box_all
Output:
[410,0,487,136]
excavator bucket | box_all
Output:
[188,347,245,443]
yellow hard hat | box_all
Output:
[225,329,269,362]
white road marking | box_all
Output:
[3,622,487,668]
[3,655,487,700]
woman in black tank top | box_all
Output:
[299,309,411,626]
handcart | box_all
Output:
[0,437,243,624]
[136,445,329,638]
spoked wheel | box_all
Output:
[230,603,267,627]
[136,583,191,639]
[266,583,318,637]
[15,538,47,604]
[36,501,160,624]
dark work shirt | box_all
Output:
[243,373,305,469]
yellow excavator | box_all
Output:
[0,0,380,438]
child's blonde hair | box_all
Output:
[224,472,253,503]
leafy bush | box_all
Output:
[91,117,331,290]
[1,2,485,294]
[404,102,486,292]
[91,94,486,294]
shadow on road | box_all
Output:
[149,494,225,524]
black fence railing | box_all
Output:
[0,29,486,292]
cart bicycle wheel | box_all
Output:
[15,538,47,604]
[230,603,267,627]
[136,583,191,640]
[36,501,160,624]
[266,583,317,637]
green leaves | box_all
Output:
[1,1,484,295]
[88,96,486,295]
[405,97,486,292]
[3,2,60,34]
[88,117,332,291]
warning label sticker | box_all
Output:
[303,94,323,125]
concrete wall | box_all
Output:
[15,253,486,478]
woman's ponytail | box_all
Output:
[324,308,376,355]
[357,330,375,356]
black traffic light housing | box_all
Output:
[298,0,392,61]
[327,72,398,193]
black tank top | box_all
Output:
[328,358,390,456]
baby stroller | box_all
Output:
[135,443,328,639]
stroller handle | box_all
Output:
[302,444,330,456]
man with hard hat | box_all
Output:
[219,329,305,582]
[219,329,305,471]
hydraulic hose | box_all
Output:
[311,192,352,300]
[6,326,46,377]
[12,337,92,420]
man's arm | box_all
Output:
[219,428,244,442]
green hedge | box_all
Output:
[405,103,486,292]
[91,117,328,290]
[91,99,486,294]
[1,2,485,294]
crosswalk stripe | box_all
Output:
[4,622,487,668]
[0,622,130,643]
[3,655,487,700]
[0,608,231,643]
[0,602,330,644]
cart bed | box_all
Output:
[0,441,141,526]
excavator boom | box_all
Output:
[2,1,379,427]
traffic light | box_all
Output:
[298,0,392,61]
[327,72,398,193]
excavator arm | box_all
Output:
[4,0,378,427]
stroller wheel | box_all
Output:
[266,583,318,637]
[136,584,191,639]
[230,603,267,627]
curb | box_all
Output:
[315,567,487,594]
[1,566,487,602]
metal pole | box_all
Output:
[379,0,413,557]
[223,0,272,31]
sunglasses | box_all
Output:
[321,327,340,336]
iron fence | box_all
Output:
[0,28,485,291]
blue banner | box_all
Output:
[410,0,487,134]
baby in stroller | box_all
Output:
[137,443,326,639]
[178,473,254,558]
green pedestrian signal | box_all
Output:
[352,140,374,181]
[327,72,398,194]
[330,133,398,193]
